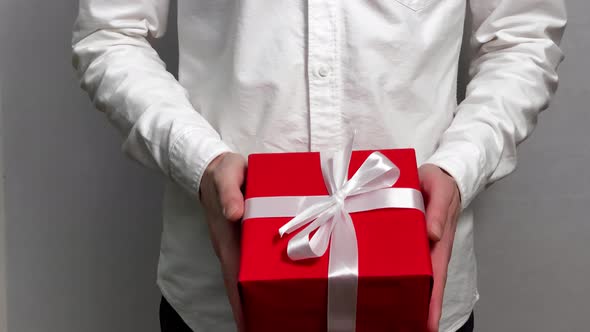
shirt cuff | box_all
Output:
[169,129,233,198]
[423,140,486,210]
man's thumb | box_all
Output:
[425,193,448,242]
[218,176,245,222]
[210,153,247,222]
[217,183,243,221]
[427,216,444,242]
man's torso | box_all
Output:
[158,1,478,331]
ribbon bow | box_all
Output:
[278,138,402,332]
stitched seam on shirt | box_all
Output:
[443,135,487,203]
[169,128,200,193]
[158,283,210,332]
[393,0,435,12]
[443,311,473,332]
[194,145,229,199]
[328,0,340,135]
[442,290,479,332]
[123,103,181,173]
[466,142,485,208]
[437,157,470,210]
[168,129,231,197]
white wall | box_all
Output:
[0,1,588,331]
[473,2,590,330]
[0,0,9,324]
[0,1,176,331]
[0,69,8,332]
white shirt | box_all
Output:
[72,1,566,331]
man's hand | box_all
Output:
[199,152,247,332]
[419,164,461,332]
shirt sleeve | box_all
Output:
[72,0,232,197]
[424,0,567,209]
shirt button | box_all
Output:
[317,66,330,78]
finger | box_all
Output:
[427,241,449,332]
[225,273,245,332]
[427,276,444,332]
[427,197,459,332]
[223,262,244,331]
[220,224,244,331]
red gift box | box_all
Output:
[239,149,433,332]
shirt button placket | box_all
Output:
[307,0,342,152]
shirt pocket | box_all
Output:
[393,0,437,11]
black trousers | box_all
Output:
[160,297,475,332]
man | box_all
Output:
[72,1,565,331]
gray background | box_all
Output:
[0,0,588,331]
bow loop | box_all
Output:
[345,152,400,197]
[280,148,401,264]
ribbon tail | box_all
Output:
[327,210,358,332]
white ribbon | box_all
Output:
[242,138,425,332]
